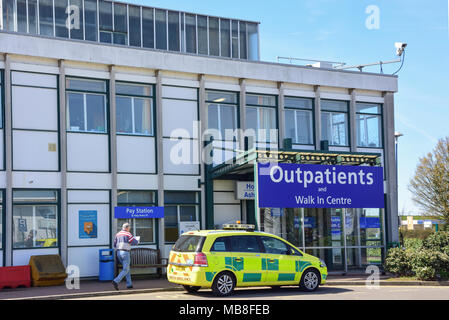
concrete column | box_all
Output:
[277,82,285,149]
[314,85,321,150]
[349,89,357,152]
[198,74,207,229]
[4,54,12,266]
[58,60,68,265]
[383,92,399,243]
[109,66,118,244]
[155,70,165,250]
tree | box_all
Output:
[408,137,449,224]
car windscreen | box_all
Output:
[173,235,205,253]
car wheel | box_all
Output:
[183,285,201,294]
[212,272,236,297]
[299,269,320,292]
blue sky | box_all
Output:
[130,0,449,215]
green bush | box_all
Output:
[385,232,449,281]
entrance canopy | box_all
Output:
[209,148,382,181]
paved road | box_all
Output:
[74,285,449,300]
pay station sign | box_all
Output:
[257,163,384,209]
[114,207,165,219]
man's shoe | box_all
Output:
[127,286,134,289]
[112,281,119,291]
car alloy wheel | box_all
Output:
[213,273,235,296]
[300,269,320,292]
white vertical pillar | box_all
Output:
[314,85,321,150]
[109,66,118,244]
[155,70,165,254]
[59,60,68,266]
[4,54,12,266]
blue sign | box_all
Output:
[294,217,301,229]
[114,207,165,219]
[304,217,316,228]
[331,216,341,235]
[79,210,98,239]
[257,163,384,209]
[360,217,381,229]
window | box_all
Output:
[168,11,180,51]
[231,21,239,59]
[155,9,167,50]
[197,15,208,55]
[229,236,262,253]
[66,78,108,133]
[116,82,154,136]
[0,71,3,128]
[28,0,38,34]
[13,190,58,249]
[247,23,259,61]
[3,0,15,31]
[173,235,205,253]
[17,0,27,33]
[99,0,113,43]
[357,103,382,148]
[239,22,247,60]
[117,191,156,244]
[284,97,314,145]
[185,14,196,54]
[261,236,289,255]
[113,3,127,45]
[55,0,69,38]
[84,0,97,41]
[321,100,349,147]
[164,192,199,243]
[129,6,141,47]
[39,0,54,36]
[142,7,154,48]
[69,0,84,40]
[207,91,238,139]
[246,94,277,144]
[211,237,231,252]
[220,19,231,58]
[208,17,219,56]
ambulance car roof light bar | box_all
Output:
[223,224,256,232]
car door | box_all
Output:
[260,236,298,284]
[229,235,265,286]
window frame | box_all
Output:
[117,190,157,245]
[206,89,239,142]
[356,102,383,149]
[320,99,350,147]
[66,77,109,134]
[12,189,60,250]
[115,81,155,137]
[284,96,315,146]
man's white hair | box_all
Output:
[122,223,131,230]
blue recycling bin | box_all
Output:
[99,249,115,281]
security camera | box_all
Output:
[395,42,407,57]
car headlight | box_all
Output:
[320,259,327,268]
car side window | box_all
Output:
[211,237,230,252]
[230,236,262,253]
[261,237,290,255]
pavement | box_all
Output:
[1,274,449,300]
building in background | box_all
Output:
[0,0,398,276]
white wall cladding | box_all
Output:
[214,204,241,227]
[67,133,109,172]
[162,99,198,137]
[163,175,200,191]
[163,138,200,175]
[117,136,156,174]
[13,130,59,171]
[67,204,110,247]
[13,248,59,266]
[12,86,58,130]
[117,174,158,190]
[68,246,109,277]
[68,190,110,204]
[12,172,61,189]
[162,86,198,100]
[67,173,112,189]
[11,71,57,88]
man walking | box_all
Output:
[112,223,139,290]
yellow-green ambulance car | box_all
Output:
[167,224,328,296]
